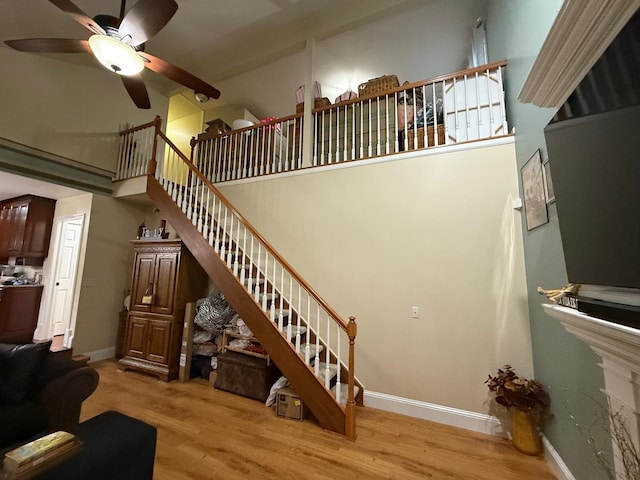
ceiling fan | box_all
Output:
[4,0,221,109]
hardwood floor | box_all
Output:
[82,360,557,479]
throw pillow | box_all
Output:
[0,341,52,405]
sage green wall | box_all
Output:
[486,2,611,478]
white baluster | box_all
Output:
[261,252,269,311]
[220,209,228,260]
[278,264,284,332]
[328,108,333,164]
[368,98,373,157]
[233,218,240,276]
[254,244,261,303]
[226,216,234,268]
[315,305,320,377]
[475,71,482,140]
[325,315,331,388]
[464,74,471,138]
[336,327,341,402]
[296,285,302,354]
[247,236,254,293]
[239,224,247,284]
[287,275,293,344]
[270,256,276,321]
[214,200,222,253]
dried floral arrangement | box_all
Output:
[486,365,551,424]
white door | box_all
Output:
[50,215,84,341]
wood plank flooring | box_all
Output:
[81,360,556,479]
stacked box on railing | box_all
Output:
[296,97,331,113]
[357,75,400,97]
[276,386,306,421]
[403,124,446,150]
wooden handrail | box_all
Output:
[156,129,351,334]
[193,112,303,144]
[120,115,162,136]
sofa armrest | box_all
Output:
[34,364,99,433]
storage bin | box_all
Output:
[214,351,281,402]
[402,124,446,150]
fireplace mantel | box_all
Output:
[543,304,640,369]
[543,303,640,477]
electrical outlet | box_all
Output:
[411,306,419,318]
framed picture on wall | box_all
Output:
[521,149,548,230]
[542,156,555,204]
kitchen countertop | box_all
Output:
[0,277,43,287]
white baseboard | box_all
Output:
[364,390,575,479]
[364,390,504,436]
[83,346,115,363]
[543,436,576,480]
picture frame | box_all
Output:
[521,149,548,231]
[542,156,555,204]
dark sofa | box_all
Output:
[0,341,99,452]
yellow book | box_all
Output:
[3,431,75,472]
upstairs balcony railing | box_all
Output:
[189,61,508,184]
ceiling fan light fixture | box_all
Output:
[88,34,144,76]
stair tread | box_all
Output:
[301,343,323,357]
[331,384,361,407]
[283,325,307,340]
[314,361,338,381]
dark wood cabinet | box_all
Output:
[119,240,207,381]
[0,195,56,264]
[0,285,45,343]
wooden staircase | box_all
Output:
[116,118,363,438]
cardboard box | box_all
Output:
[276,387,305,421]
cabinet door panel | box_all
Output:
[6,202,29,255]
[0,206,10,255]
[147,319,171,364]
[0,286,44,343]
[21,197,56,257]
[130,253,156,312]
[152,253,178,315]
[125,315,148,358]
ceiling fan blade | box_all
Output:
[4,38,90,54]
[139,52,221,100]
[119,0,178,47]
[121,74,151,109]
[48,0,106,35]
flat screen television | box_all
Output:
[544,104,640,300]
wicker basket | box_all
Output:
[296,97,331,113]
[358,75,400,97]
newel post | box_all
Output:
[346,316,357,440]
[148,115,162,176]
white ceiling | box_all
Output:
[0,171,84,202]
[0,0,419,99]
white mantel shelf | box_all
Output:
[542,304,640,370]
[543,303,640,477]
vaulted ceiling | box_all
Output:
[1,0,421,98]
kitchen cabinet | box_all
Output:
[0,195,56,264]
[119,240,208,382]
[0,285,45,343]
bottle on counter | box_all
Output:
[136,220,146,240]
